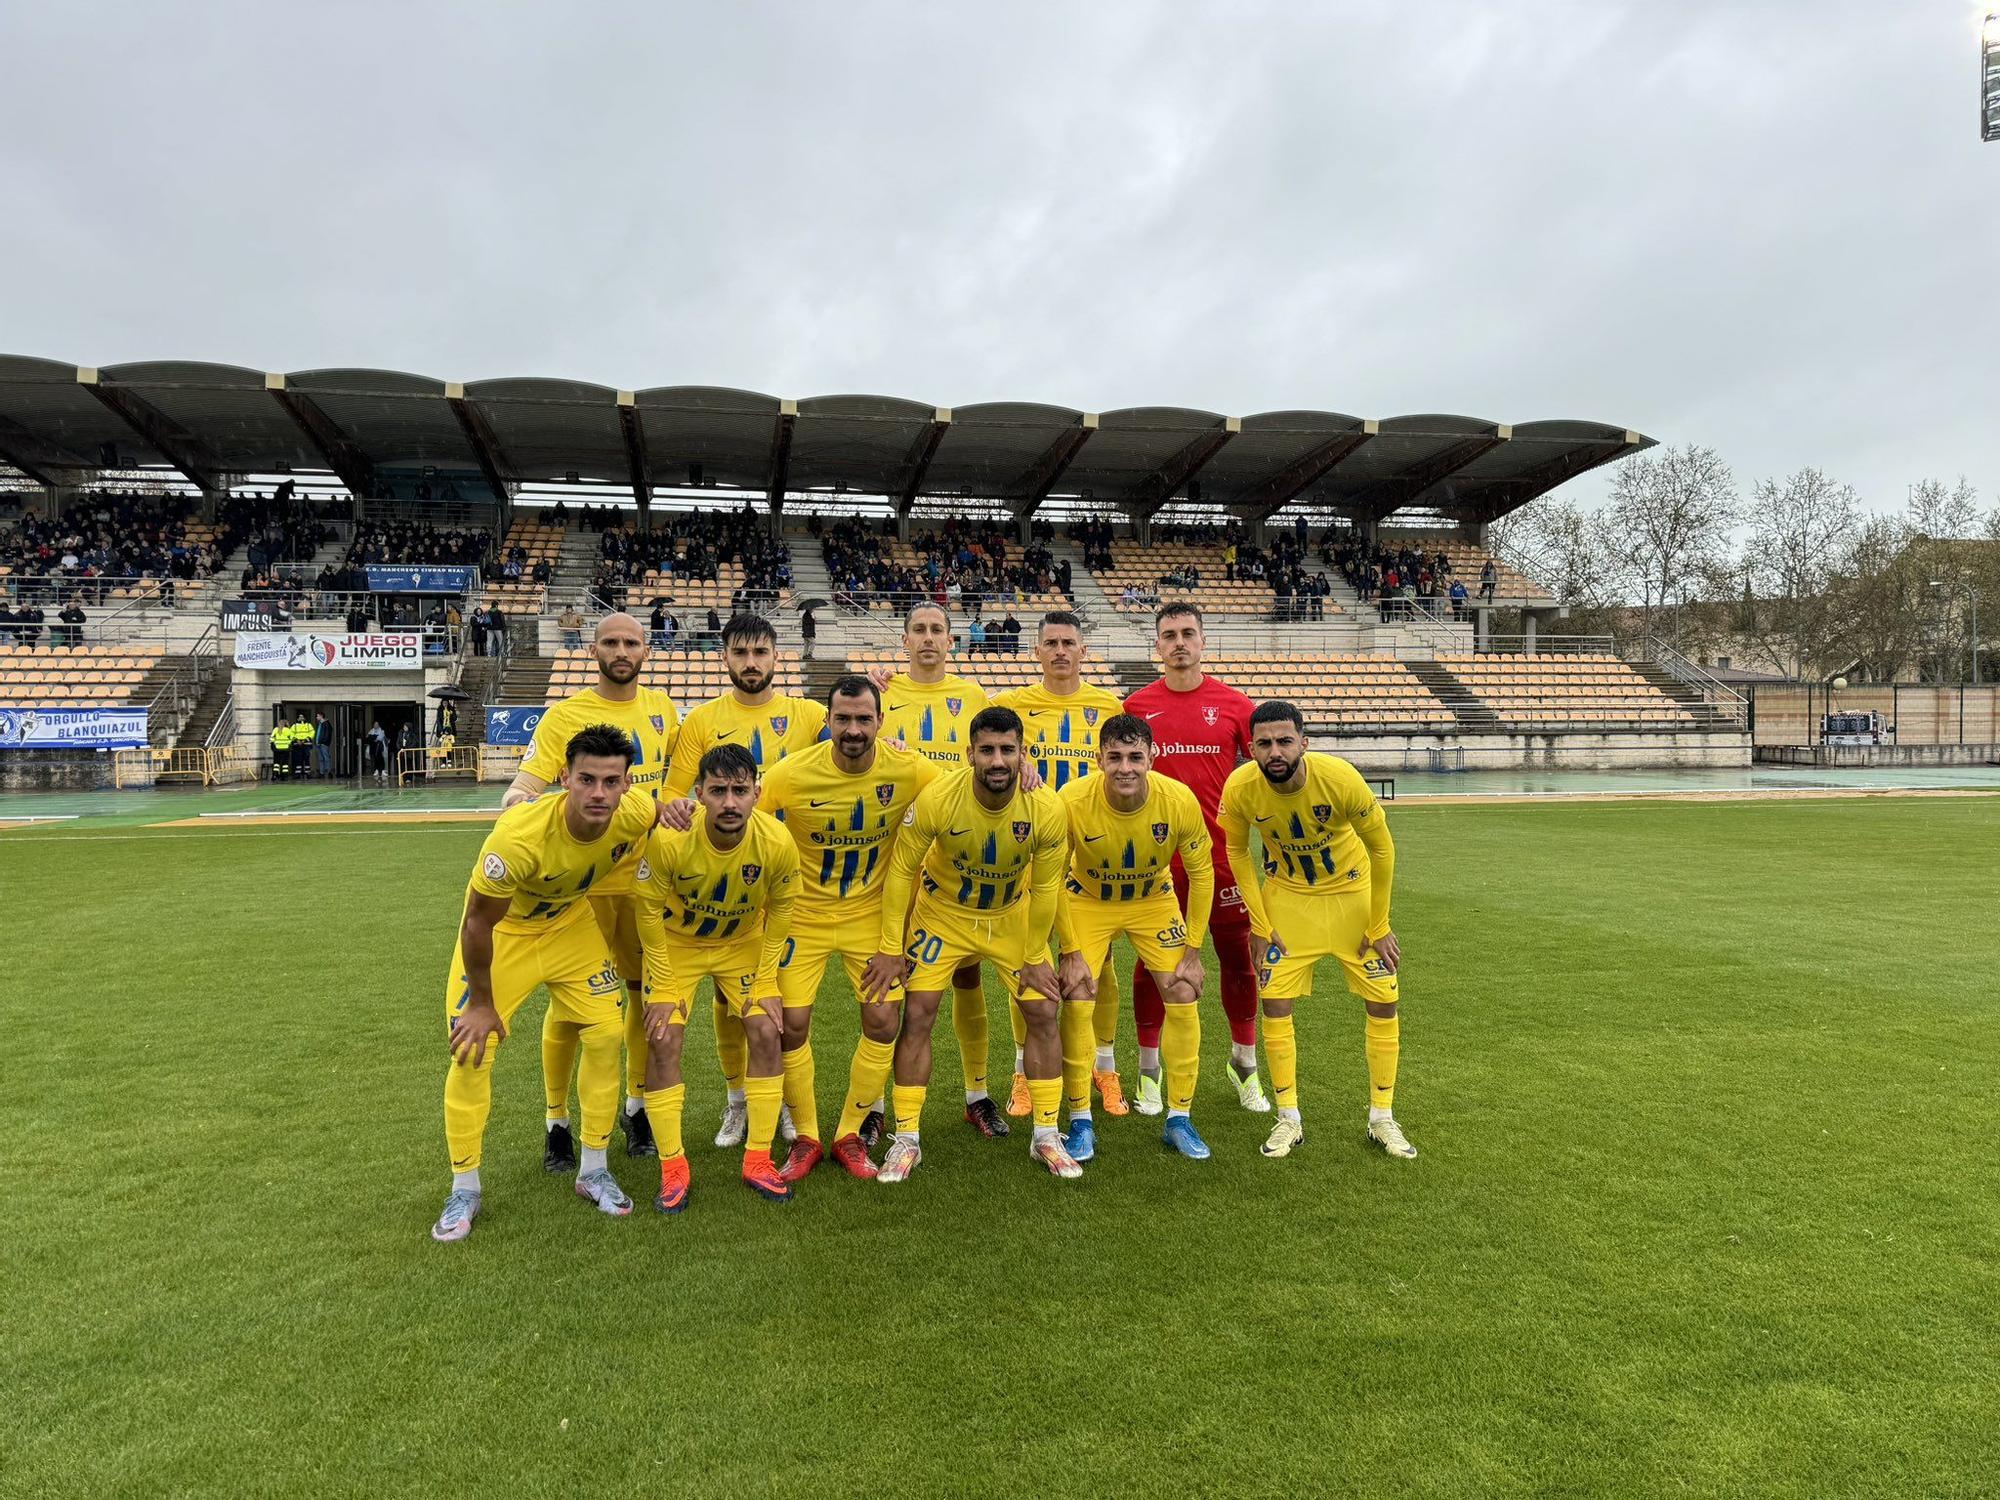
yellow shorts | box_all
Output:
[444,910,625,1035]
[1255,884,1398,1005]
[902,889,1047,994]
[1062,885,1188,977]
[589,891,642,984]
[645,933,779,1023]
[776,915,900,1008]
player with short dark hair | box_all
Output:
[1219,700,1415,1161]
[432,724,658,1241]
[636,740,801,1207]
[1123,600,1267,1114]
[861,706,1078,1182]
[662,611,825,1147]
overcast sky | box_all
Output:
[4,1,1995,511]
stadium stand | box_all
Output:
[1199,652,1453,730]
[0,645,165,705]
[816,516,1068,617]
[593,511,793,617]
[1,490,232,607]
[1370,532,1553,606]
[1436,653,1694,726]
[476,519,556,614]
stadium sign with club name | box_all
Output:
[233,632,424,671]
[0,707,150,748]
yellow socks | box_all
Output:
[643,1082,687,1159]
[714,999,747,1093]
[782,1043,819,1143]
[574,1016,620,1150]
[1093,962,1121,1049]
[1060,1000,1096,1115]
[1264,1012,1298,1111]
[952,982,989,1096]
[1028,1074,1061,1132]
[893,1083,927,1138]
[1162,1002,1200,1114]
[622,990,648,1099]
[541,1013,577,1121]
[444,1052,496,1172]
[1365,1012,1398,1113]
[744,1073,783,1156]
[839,1036,895,1138]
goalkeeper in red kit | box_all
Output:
[1121,601,1269,1114]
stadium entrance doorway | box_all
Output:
[351,703,421,782]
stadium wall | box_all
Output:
[229,663,457,766]
[1326,730,1749,774]
[0,751,118,792]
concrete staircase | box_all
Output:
[551,528,602,609]
[172,670,234,751]
[1629,661,1744,730]
[1404,659,1500,731]
[456,654,504,736]
[498,652,554,708]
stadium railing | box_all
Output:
[398,744,480,786]
[1628,635,1750,728]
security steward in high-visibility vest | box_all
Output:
[290,714,315,779]
[271,719,292,778]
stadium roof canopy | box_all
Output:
[0,354,1652,525]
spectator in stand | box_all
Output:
[800,605,817,660]
[346,604,369,634]
[0,602,13,643]
[701,605,722,650]
[1000,610,1021,654]
[649,600,667,649]
[485,602,508,658]
[1480,559,1498,604]
[470,606,489,657]
[558,602,585,650]
[1449,578,1470,621]
[967,615,986,653]
[57,597,87,647]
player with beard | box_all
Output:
[1121,602,1268,1114]
[507,612,681,1170]
[1218,700,1415,1161]
[661,613,826,1148]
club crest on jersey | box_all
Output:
[740,863,762,886]
[609,842,631,864]
[1011,820,1032,843]
[649,714,665,734]
[1312,803,1332,822]
[1151,821,1170,844]
[1083,708,1099,726]
[482,853,507,881]
[1201,706,1219,726]
[636,858,652,882]
[769,716,789,736]
[945,697,962,715]
[876,783,895,806]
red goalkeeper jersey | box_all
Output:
[1122,672,1253,880]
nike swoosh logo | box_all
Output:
[714,729,737,739]
[948,828,970,837]
[1143,712,1166,720]
[808,799,840,807]
[1254,814,1274,823]
[1083,834,1104,842]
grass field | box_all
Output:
[4,796,1997,1499]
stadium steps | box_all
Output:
[457,655,503,737]
[499,653,553,707]
[551,529,600,609]
[1626,662,1740,729]
[800,655,848,704]
[172,670,235,752]
[1403,659,1500,730]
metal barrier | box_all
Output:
[398,744,480,785]
[111,748,157,788]
[478,745,526,783]
[206,747,258,785]
[153,746,211,784]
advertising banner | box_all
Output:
[233,632,424,671]
[0,707,150,749]
[364,566,478,594]
[484,705,547,746]
[221,598,283,631]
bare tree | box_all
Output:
[1603,444,1738,640]
[1742,467,1861,677]
[1905,477,1981,539]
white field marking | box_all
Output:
[0,814,78,823]
[195,807,502,819]
[0,826,482,843]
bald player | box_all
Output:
[506,611,680,1169]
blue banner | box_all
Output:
[484,705,547,746]
[0,707,150,749]
[364,566,478,594]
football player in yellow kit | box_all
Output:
[992,611,1127,1119]
[758,674,937,1182]
[1054,714,1215,1163]
[861,706,1079,1182]
[505,611,680,1169]
[874,602,1008,1137]
[1217,700,1417,1162]
[432,724,659,1242]
[661,612,825,1149]
[636,742,801,1207]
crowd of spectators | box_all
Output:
[593,508,791,612]
[350,520,491,570]
[816,514,1066,616]
[0,490,223,604]
[1324,533,1482,622]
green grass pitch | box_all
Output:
[4,796,1996,1499]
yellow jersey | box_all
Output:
[519,685,681,893]
[465,789,658,934]
[991,680,1124,791]
[758,739,939,914]
[876,767,1068,954]
[1055,770,1215,949]
[636,807,799,967]
[1217,751,1394,939]
[664,690,827,797]
[881,671,990,767]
